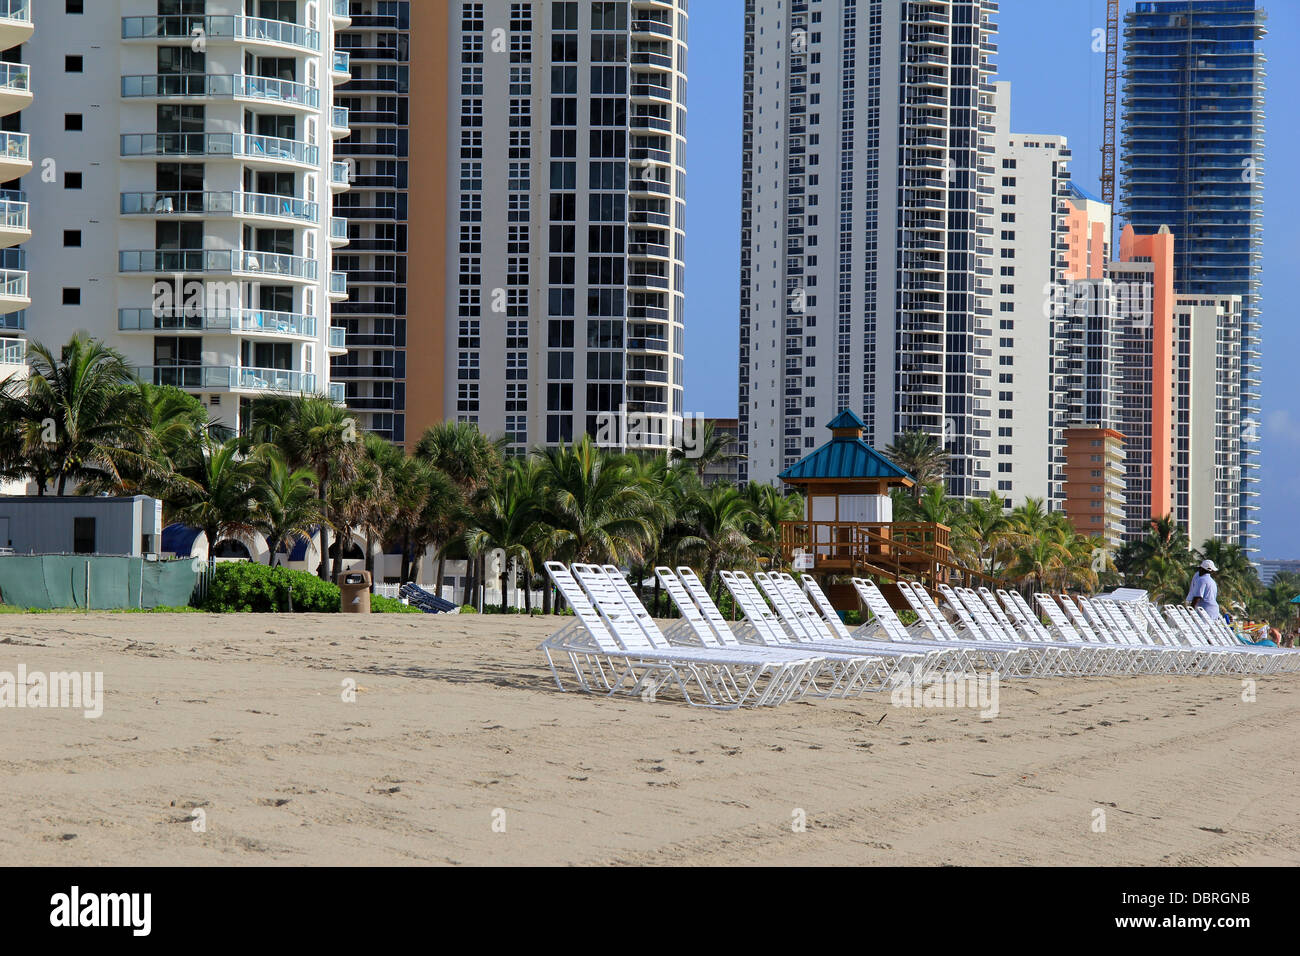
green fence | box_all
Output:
[0,555,200,610]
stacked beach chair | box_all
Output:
[539,562,1300,707]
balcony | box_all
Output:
[141,365,316,395]
[0,0,31,50]
[328,381,346,404]
[121,16,322,54]
[118,249,319,283]
[331,105,350,138]
[0,130,29,181]
[119,308,318,339]
[330,161,351,192]
[328,325,348,352]
[0,268,27,315]
[121,73,321,111]
[329,272,348,301]
[332,51,351,80]
[329,217,349,246]
[0,197,27,248]
[120,132,320,169]
[0,334,23,366]
[120,190,319,224]
[332,0,351,26]
[0,62,30,117]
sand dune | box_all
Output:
[1,612,1296,866]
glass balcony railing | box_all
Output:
[139,365,315,393]
[120,191,319,223]
[120,133,319,166]
[122,16,321,52]
[328,381,346,403]
[0,131,28,162]
[118,249,318,281]
[0,268,27,299]
[329,325,347,349]
[329,272,348,294]
[0,63,28,92]
[121,73,320,109]
[0,0,30,24]
[332,105,349,128]
[331,161,350,184]
[119,309,317,338]
[330,217,348,240]
[0,198,26,231]
[333,51,350,74]
[0,335,24,365]
[332,0,350,19]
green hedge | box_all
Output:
[196,563,419,614]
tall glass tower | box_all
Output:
[1120,0,1266,552]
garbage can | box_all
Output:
[338,570,372,614]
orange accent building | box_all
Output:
[1061,426,1127,550]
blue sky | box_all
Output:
[682,0,1296,557]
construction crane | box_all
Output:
[1101,0,1119,206]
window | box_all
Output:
[65,114,83,131]
[65,55,83,73]
[62,288,81,305]
[65,172,83,190]
[63,231,81,247]
[66,0,85,11]
[73,517,95,555]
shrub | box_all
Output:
[458,604,478,613]
[197,563,417,613]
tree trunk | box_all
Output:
[652,575,662,617]
[435,552,446,600]
[542,580,552,614]
[331,530,345,580]
[500,564,509,613]
[463,557,475,607]
[364,530,375,586]
[523,569,532,613]
[399,534,411,583]
[316,488,331,580]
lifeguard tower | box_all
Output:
[777,411,999,610]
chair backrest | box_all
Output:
[1189,605,1235,647]
[1114,601,1158,646]
[1075,596,1123,645]
[1000,589,1051,642]
[891,580,938,640]
[571,564,658,652]
[777,573,848,641]
[900,581,961,641]
[936,583,989,640]
[959,587,1016,642]
[719,570,791,645]
[852,578,917,644]
[1163,604,1206,646]
[757,571,830,642]
[673,566,744,647]
[1034,592,1082,642]
[601,564,671,647]
[1139,602,1180,646]
[799,575,856,640]
[1085,598,1139,646]
[544,561,622,653]
[976,587,1023,642]
[1058,594,1101,642]
[654,566,726,647]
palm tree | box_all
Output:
[883,430,947,499]
[956,492,1011,578]
[743,481,803,570]
[254,450,321,567]
[671,419,743,479]
[1194,538,1259,613]
[415,421,504,603]
[1115,514,1193,602]
[251,395,360,580]
[536,436,655,567]
[677,483,758,599]
[0,335,154,495]
[169,432,261,560]
[464,457,542,611]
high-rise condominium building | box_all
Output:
[331,0,409,444]
[985,81,1070,504]
[1049,223,1243,545]
[409,0,688,455]
[0,0,32,385]
[1121,0,1265,551]
[738,0,999,491]
[23,0,353,433]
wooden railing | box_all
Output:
[779,519,1003,593]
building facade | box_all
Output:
[738,0,1000,493]
[22,0,352,433]
[1060,425,1126,550]
[331,0,408,444]
[414,0,688,455]
[1121,0,1265,551]
[0,1,32,385]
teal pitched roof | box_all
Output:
[778,413,915,484]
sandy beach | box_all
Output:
[1,611,1297,866]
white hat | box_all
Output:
[1200,559,1218,572]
